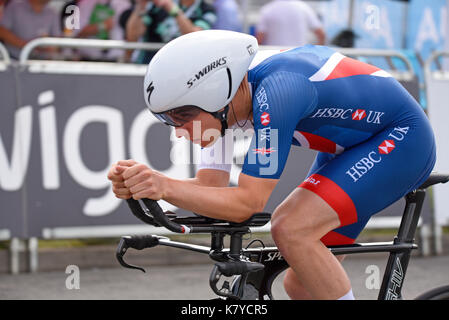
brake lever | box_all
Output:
[116,235,160,273]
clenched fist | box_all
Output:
[107,159,137,199]
[108,160,168,200]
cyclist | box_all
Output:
[108,30,436,300]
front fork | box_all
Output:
[209,248,289,300]
[209,260,265,299]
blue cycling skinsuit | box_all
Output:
[199,45,436,245]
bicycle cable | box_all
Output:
[245,239,266,249]
[245,239,266,264]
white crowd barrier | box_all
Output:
[425,51,449,255]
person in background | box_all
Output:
[212,0,242,32]
[122,0,216,64]
[74,0,131,62]
[256,0,326,47]
[0,0,61,60]
[331,29,358,48]
[0,0,10,23]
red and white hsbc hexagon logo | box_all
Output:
[378,140,395,154]
[352,109,367,120]
[260,112,270,126]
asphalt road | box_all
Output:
[1,253,449,300]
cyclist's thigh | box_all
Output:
[299,117,436,244]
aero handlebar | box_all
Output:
[126,198,191,233]
[125,198,268,234]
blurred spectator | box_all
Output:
[213,0,242,32]
[256,0,325,47]
[74,0,131,62]
[0,0,61,60]
[0,0,10,23]
[122,0,216,64]
[331,29,358,48]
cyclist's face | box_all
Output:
[175,111,221,148]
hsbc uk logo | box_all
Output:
[352,109,367,121]
[310,107,384,124]
[378,140,395,154]
[260,112,270,126]
[346,126,409,182]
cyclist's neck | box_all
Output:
[226,74,253,128]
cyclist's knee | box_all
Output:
[271,189,341,245]
[270,207,324,245]
[271,207,313,245]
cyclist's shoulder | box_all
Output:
[248,45,338,82]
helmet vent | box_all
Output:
[226,67,232,100]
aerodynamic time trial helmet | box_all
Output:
[143,30,258,132]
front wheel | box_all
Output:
[415,285,449,300]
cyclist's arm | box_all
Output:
[109,161,230,199]
[163,172,277,223]
[188,169,230,188]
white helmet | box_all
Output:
[143,30,258,130]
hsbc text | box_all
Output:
[310,108,384,124]
[346,126,409,182]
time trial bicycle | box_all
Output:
[116,172,449,300]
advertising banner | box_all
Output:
[407,0,447,63]
[0,66,25,238]
[352,0,407,50]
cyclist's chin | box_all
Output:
[193,138,217,148]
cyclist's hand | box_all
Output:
[108,160,137,199]
[122,163,166,200]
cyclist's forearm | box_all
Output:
[183,177,224,187]
[163,178,261,223]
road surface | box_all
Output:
[1,253,449,300]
